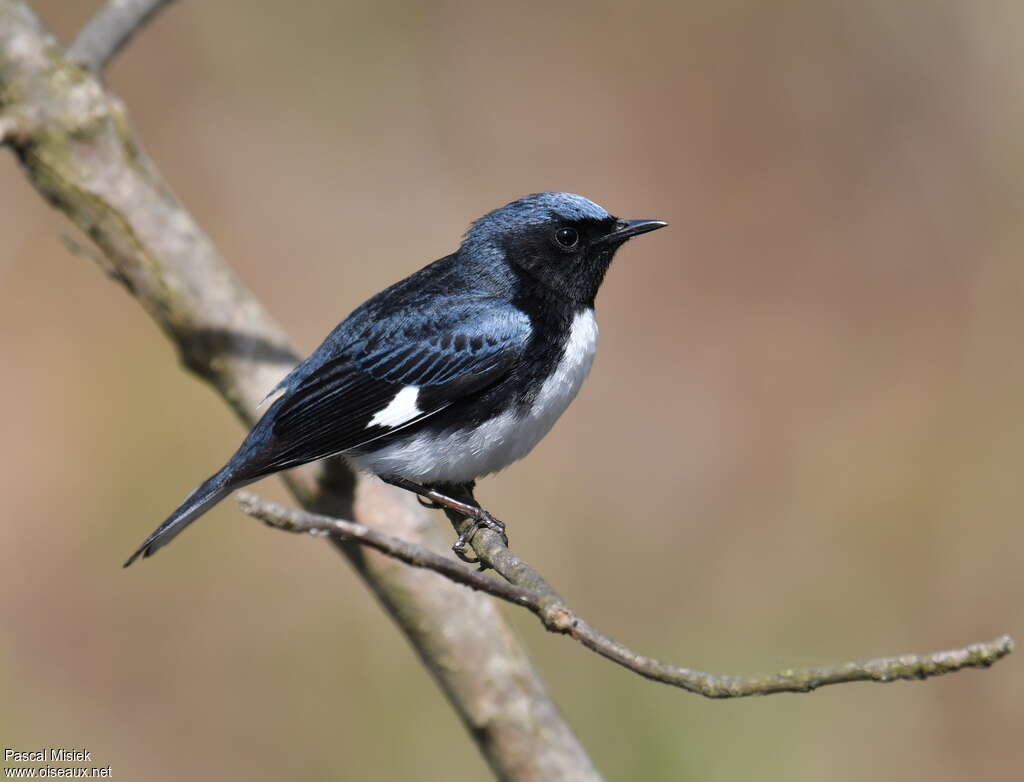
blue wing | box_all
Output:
[239,299,531,475]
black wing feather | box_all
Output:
[244,302,530,474]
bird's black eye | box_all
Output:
[554,227,579,249]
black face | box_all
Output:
[501,215,666,305]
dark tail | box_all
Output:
[123,466,243,567]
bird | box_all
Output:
[124,192,666,567]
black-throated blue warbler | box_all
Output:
[125,192,666,566]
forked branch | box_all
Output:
[238,493,1014,699]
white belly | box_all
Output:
[350,309,599,484]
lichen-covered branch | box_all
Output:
[68,0,177,73]
[0,2,599,779]
[240,494,1015,698]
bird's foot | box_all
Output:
[380,476,510,568]
[451,509,508,565]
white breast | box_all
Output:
[350,309,599,484]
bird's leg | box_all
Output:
[443,482,509,565]
[381,476,509,564]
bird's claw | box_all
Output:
[451,537,480,565]
[451,509,509,568]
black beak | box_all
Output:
[596,218,668,246]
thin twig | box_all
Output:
[239,493,1015,699]
[238,492,542,610]
[68,0,177,73]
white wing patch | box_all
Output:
[367,385,422,429]
[350,309,599,483]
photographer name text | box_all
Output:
[4,751,91,763]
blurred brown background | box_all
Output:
[2,1,1021,779]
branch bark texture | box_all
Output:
[0,2,598,779]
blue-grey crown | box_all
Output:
[462,193,611,253]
